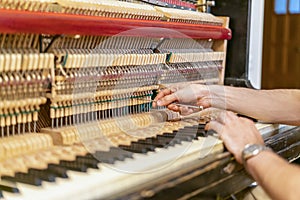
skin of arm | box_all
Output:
[154,84,300,126]
[221,86,300,125]
[154,85,300,198]
[207,111,300,200]
[247,151,300,200]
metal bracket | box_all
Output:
[39,34,62,53]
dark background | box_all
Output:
[211,0,252,86]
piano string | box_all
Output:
[0,0,230,198]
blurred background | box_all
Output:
[262,0,300,89]
[212,0,300,89]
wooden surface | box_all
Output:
[213,17,230,85]
[0,9,232,40]
[262,0,300,89]
[242,186,272,200]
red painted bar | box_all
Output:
[0,9,232,40]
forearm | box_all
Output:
[208,85,300,125]
[246,151,300,200]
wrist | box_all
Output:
[206,85,226,109]
[242,144,272,168]
[245,150,275,180]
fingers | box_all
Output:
[215,111,237,124]
[158,93,178,106]
[196,97,211,108]
[154,84,206,108]
[178,106,194,116]
[206,111,265,164]
[154,90,178,107]
[153,88,173,107]
[166,105,195,115]
[206,120,223,134]
[167,104,180,112]
[205,111,238,138]
[154,88,172,101]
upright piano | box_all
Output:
[0,0,299,199]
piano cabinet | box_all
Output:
[0,1,298,200]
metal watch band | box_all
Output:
[242,144,272,166]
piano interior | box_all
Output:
[0,0,299,199]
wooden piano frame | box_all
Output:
[0,7,298,200]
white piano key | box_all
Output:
[3,135,222,200]
[3,124,285,200]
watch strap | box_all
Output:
[242,144,271,166]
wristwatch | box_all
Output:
[242,144,271,166]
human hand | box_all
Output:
[206,111,264,164]
[153,84,212,115]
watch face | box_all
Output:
[243,144,263,161]
[243,144,270,164]
[248,144,260,153]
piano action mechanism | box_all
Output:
[0,0,299,199]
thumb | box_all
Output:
[157,93,178,106]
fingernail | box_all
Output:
[157,100,162,106]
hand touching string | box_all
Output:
[153,84,222,115]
